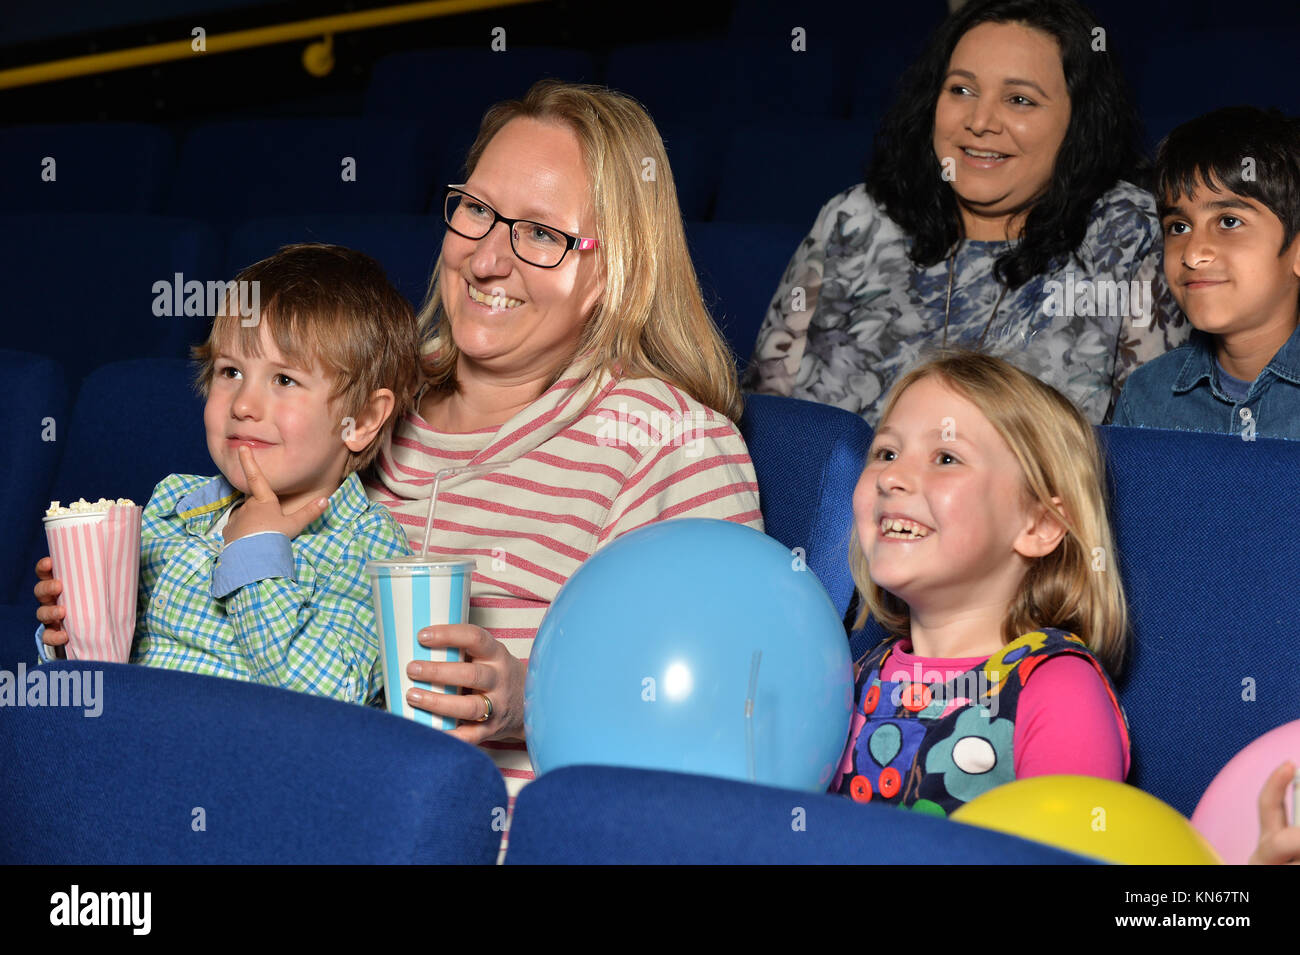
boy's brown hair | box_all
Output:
[193,243,422,475]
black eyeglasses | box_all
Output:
[442,185,599,269]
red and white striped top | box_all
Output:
[364,366,763,795]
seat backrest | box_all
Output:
[0,351,69,604]
[505,764,1098,863]
[22,359,212,592]
[51,358,212,508]
[1101,425,1300,815]
[364,47,599,131]
[0,123,175,214]
[0,661,506,863]
[713,117,875,225]
[739,394,871,619]
[225,214,442,310]
[170,119,441,226]
[686,221,805,373]
[0,214,223,385]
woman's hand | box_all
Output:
[33,557,69,657]
[406,624,527,745]
[1248,761,1300,865]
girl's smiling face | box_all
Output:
[853,375,1061,614]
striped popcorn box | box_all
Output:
[44,504,143,663]
[367,557,475,730]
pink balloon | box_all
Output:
[1192,720,1300,864]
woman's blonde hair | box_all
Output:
[419,79,743,421]
[849,351,1128,674]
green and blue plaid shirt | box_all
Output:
[131,471,410,703]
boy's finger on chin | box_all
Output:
[238,447,271,495]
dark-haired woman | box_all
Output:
[745,0,1188,425]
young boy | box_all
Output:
[1111,107,1300,439]
[38,243,421,703]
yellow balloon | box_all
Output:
[951,775,1223,865]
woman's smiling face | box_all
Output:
[439,116,605,381]
[932,20,1072,240]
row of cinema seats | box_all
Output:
[2,351,1297,861]
[0,214,801,388]
[4,18,1298,221]
[0,116,875,227]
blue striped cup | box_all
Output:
[367,557,475,729]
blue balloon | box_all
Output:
[525,518,854,791]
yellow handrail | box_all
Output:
[0,0,548,91]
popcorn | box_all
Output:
[45,497,136,518]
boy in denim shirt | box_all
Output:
[1112,107,1300,439]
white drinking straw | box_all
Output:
[419,461,513,556]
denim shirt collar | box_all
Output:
[1172,324,1300,396]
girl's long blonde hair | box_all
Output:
[850,351,1129,674]
[419,79,742,421]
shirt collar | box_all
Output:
[172,471,371,533]
[1172,330,1220,394]
[1264,321,1300,384]
[1173,324,1300,393]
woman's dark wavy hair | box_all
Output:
[866,0,1145,289]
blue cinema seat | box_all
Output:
[1101,426,1300,817]
[713,118,875,226]
[169,119,441,227]
[1132,28,1300,150]
[226,214,443,309]
[605,42,733,127]
[17,359,212,613]
[0,351,69,607]
[364,46,598,133]
[657,122,722,222]
[504,764,1099,863]
[0,123,175,214]
[738,394,872,620]
[0,661,506,863]
[686,220,804,371]
[0,215,223,385]
[607,39,841,125]
[49,359,211,510]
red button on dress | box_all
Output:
[862,684,880,714]
[901,682,931,712]
[879,767,902,798]
[850,775,872,803]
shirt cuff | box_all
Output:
[212,532,295,598]
[34,623,55,663]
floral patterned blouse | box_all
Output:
[744,181,1190,425]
